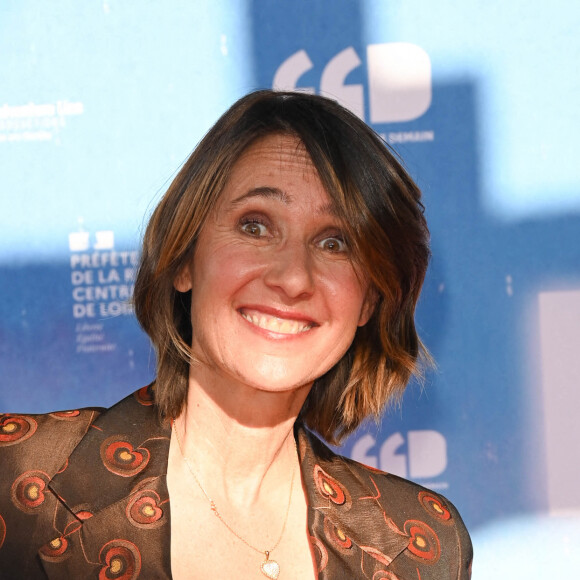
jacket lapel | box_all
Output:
[298,426,409,578]
[40,386,172,579]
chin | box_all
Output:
[236,361,317,394]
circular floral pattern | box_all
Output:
[126,489,165,529]
[403,520,440,563]
[134,386,154,406]
[323,516,353,554]
[418,491,452,524]
[98,539,141,580]
[0,415,37,446]
[10,470,50,513]
[38,536,70,562]
[313,465,351,506]
[49,410,81,420]
[310,535,329,572]
[100,436,150,477]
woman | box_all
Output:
[0,90,472,579]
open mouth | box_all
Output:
[239,309,314,335]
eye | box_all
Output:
[239,218,268,237]
[318,235,348,253]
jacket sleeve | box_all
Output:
[447,494,473,579]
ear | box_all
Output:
[173,264,193,293]
[358,286,378,327]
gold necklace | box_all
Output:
[172,419,296,580]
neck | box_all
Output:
[172,361,311,508]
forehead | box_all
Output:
[228,133,321,188]
[213,133,342,220]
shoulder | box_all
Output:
[0,408,103,480]
[298,425,473,578]
[0,384,161,486]
[333,446,471,527]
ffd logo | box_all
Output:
[273,43,432,124]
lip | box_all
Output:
[238,306,318,337]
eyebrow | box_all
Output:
[230,186,339,216]
[230,186,291,206]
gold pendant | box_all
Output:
[260,551,280,579]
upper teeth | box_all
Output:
[241,312,312,334]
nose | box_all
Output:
[263,241,315,299]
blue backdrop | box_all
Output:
[2,2,579,576]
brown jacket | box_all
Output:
[0,386,472,579]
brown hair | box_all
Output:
[133,90,430,444]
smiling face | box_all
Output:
[174,133,374,394]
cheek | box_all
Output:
[191,242,264,306]
[321,267,368,320]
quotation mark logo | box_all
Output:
[273,43,432,124]
[351,431,447,480]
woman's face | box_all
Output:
[175,133,374,394]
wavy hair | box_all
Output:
[133,90,430,444]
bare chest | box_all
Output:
[170,499,316,579]
[168,477,317,580]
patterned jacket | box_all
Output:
[0,386,472,579]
